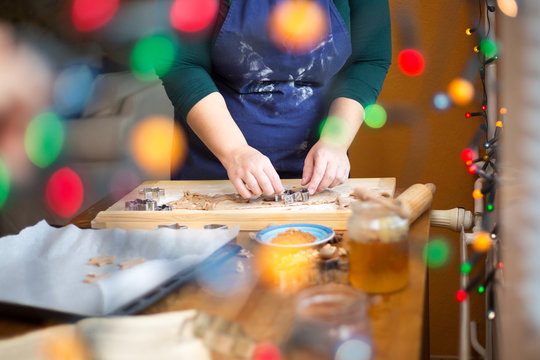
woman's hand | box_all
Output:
[222,144,284,198]
[301,140,350,195]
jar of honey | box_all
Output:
[347,201,409,293]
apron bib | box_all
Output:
[174,0,352,180]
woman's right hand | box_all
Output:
[222,144,284,198]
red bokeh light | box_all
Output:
[398,49,425,76]
[253,342,282,360]
[461,148,474,163]
[465,112,471,118]
[72,0,119,32]
[467,164,477,174]
[456,290,467,302]
[46,167,84,218]
[170,0,218,33]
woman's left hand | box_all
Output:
[301,140,350,195]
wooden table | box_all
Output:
[0,193,430,360]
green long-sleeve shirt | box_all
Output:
[161,0,391,120]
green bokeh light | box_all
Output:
[480,39,498,58]
[461,262,472,274]
[364,104,387,129]
[131,35,177,81]
[478,285,485,294]
[423,238,450,268]
[24,112,64,168]
[319,116,347,147]
[0,158,10,209]
[486,203,494,212]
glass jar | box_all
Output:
[283,284,373,360]
[347,201,409,293]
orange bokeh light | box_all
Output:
[268,0,328,54]
[255,246,316,291]
[448,78,474,106]
[129,116,186,177]
[472,231,492,252]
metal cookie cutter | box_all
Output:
[124,199,173,211]
[138,187,165,201]
[274,189,309,204]
[204,224,229,230]
[157,223,188,229]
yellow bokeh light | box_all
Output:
[268,0,328,54]
[496,120,503,128]
[129,116,186,177]
[497,0,518,18]
[499,107,507,115]
[448,78,474,106]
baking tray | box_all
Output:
[0,243,241,323]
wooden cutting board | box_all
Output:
[91,178,396,231]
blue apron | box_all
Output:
[173,0,352,180]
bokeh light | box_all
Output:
[131,35,177,81]
[24,112,64,168]
[53,64,95,117]
[447,78,474,106]
[319,116,347,147]
[46,167,84,218]
[398,49,425,76]
[109,167,141,201]
[129,116,186,177]
[255,246,313,291]
[472,189,483,199]
[72,0,119,32]
[478,285,485,294]
[467,164,477,174]
[456,289,467,302]
[480,39,498,58]
[335,339,372,360]
[472,231,492,252]
[461,148,474,164]
[423,238,450,268]
[253,342,282,360]
[0,158,10,209]
[461,262,472,274]
[268,0,328,54]
[170,0,218,33]
[432,92,451,111]
[497,0,518,17]
[364,104,387,129]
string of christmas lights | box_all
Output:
[454,1,503,332]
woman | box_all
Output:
[161,0,391,198]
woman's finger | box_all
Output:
[243,172,263,197]
[231,176,253,199]
[302,150,315,186]
[307,157,328,195]
[316,161,337,193]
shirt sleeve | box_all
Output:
[159,35,219,120]
[328,0,392,108]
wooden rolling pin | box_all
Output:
[354,183,436,224]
